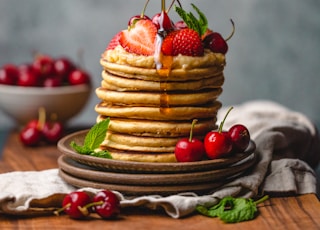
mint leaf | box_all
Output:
[83,118,110,150]
[196,196,268,223]
[70,141,92,155]
[190,3,208,36]
[219,197,257,223]
[90,150,112,159]
[70,118,112,159]
[175,3,208,37]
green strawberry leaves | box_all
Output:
[175,3,208,37]
[70,118,112,159]
[196,195,269,223]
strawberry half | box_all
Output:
[106,32,121,51]
[162,28,204,57]
[119,19,157,56]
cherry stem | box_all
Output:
[37,107,46,131]
[225,19,235,42]
[141,0,150,17]
[167,0,181,13]
[53,203,71,216]
[189,119,197,142]
[83,200,104,210]
[218,106,233,133]
[161,0,166,12]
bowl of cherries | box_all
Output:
[0,54,92,126]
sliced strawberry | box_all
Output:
[106,32,121,51]
[162,28,204,57]
[119,19,157,56]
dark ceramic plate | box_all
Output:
[58,152,257,186]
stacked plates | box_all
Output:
[57,130,257,196]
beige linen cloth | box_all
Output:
[0,100,319,218]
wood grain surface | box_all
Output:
[0,130,319,230]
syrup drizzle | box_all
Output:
[154,2,174,115]
[153,0,174,115]
[154,32,173,115]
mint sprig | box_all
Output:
[70,118,112,159]
[175,3,208,37]
[196,195,269,223]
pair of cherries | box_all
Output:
[19,107,64,146]
[175,107,251,162]
[54,190,120,219]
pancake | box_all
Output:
[105,131,182,147]
[95,100,221,121]
[96,116,217,137]
[101,61,225,81]
[101,139,176,153]
[95,87,222,106]
[101,71,225,91]
[102,47,226,70]
[103,148,177,163]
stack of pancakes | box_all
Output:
[95,47,226,162]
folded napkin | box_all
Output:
[0,100,319,218]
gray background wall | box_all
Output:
[0,0,320,128]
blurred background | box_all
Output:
[0,0,320,129]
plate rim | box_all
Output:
[58,169,226,196]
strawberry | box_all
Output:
[161,31,176,56]
[119,19,157,56]
[161,28,204,56]
[106,32,121,51]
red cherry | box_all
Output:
[228,124,250,152]
[93,190,120,219]
[128,15,151,27]
[68,69,90,85]
[17,68,40,87]
[42,121,64,143]
[175,119,205,162]
[19,126,42,146]
[152,11,173,31]
[18,63,34,75]
[203,32,228,54]
[54,57,75,80]
[25,119,40,129]
[32,55,56,78]
[59,191,92,219]
[204,107,233,159]
[128,0,151,26]
[204,131,232,159]
[0,64,19,85]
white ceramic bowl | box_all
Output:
[0,84,91,125]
